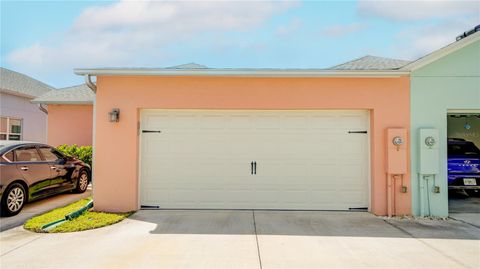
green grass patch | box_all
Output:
[24,197,132,233]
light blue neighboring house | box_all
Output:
[404,29,480,217]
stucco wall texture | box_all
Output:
[411,40,480,217]
[0,92,47,143]
[47,104,93,146]
[93,76,411,215]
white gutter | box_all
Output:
[31,100,94,105]
[75,68,409,78]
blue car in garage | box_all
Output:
[448,138,480,196]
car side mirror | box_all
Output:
[56,158,67,165]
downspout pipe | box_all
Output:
[38,104,48,114]
[84,73,96,204]
[85,74,97,92]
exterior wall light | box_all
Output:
[109,108,120,122]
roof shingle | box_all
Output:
[0,67,54,98]
[32,84,94,104]
[330,55,411,70]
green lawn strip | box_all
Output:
[50,211,130,233]
[24,197,132,233]
[24,198,92,232]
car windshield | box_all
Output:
[448,142,480,156]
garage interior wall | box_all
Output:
[47,104,93,146]
[410,39,480,217]
[93,76,411,215]
[447,115,480,148]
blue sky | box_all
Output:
[1,0,479,88]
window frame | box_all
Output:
[1,150,15,163]
[38,146,65,163]
[0,116,23,141]
[13,146,43,163]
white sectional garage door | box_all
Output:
[140,110,369,210]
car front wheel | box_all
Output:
[74,170,89,193]
[1,183,26,217]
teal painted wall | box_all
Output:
[411,39,480,217]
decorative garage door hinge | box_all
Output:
[348,131,368,134]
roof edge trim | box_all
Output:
[74,69,409,77]
[400,31,480,71]
[0,89,36,99]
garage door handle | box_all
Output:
[251,162,254,175]
[348,131,368,134]
[142,130,162,133]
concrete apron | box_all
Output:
[0,188,92,232]
[1,210,479,269]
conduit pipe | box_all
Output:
[386,128,408,217]
[387,174,407,217]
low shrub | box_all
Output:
[56,144,92,166]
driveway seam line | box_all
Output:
[252,210,263,269]
[1,234,43,257]
[382,219,470,269]
[448,216,480,229]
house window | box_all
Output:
[0,117,22,141]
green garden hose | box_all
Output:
[41,200,94,232]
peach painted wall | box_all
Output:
[47,104,93,146]
[94,76,411,215]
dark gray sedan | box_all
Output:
[0,141,91,216]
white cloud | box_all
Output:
[358,0,480,21]
[392,17,478,59]
[357,0,479,59]
[6,0,296,78]
[321,23,367,37]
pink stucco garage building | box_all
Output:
[76,58,412,216]
[33,84,94,146]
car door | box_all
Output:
[14,146,52,199]
[37,146,75,191]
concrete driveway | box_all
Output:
[1,210,479,269]
[0,187,91,232]
[449,194,480,228]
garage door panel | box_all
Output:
[282,116,309,128]
[339,164,365,177]
[148,160,249,177]
[140,110,369,210]
[308,114,341,127]
[254,161,308,177]
[341,116,368,129]
[339,191,367,206]
[226,115,255,129]
[145,189,171,201]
